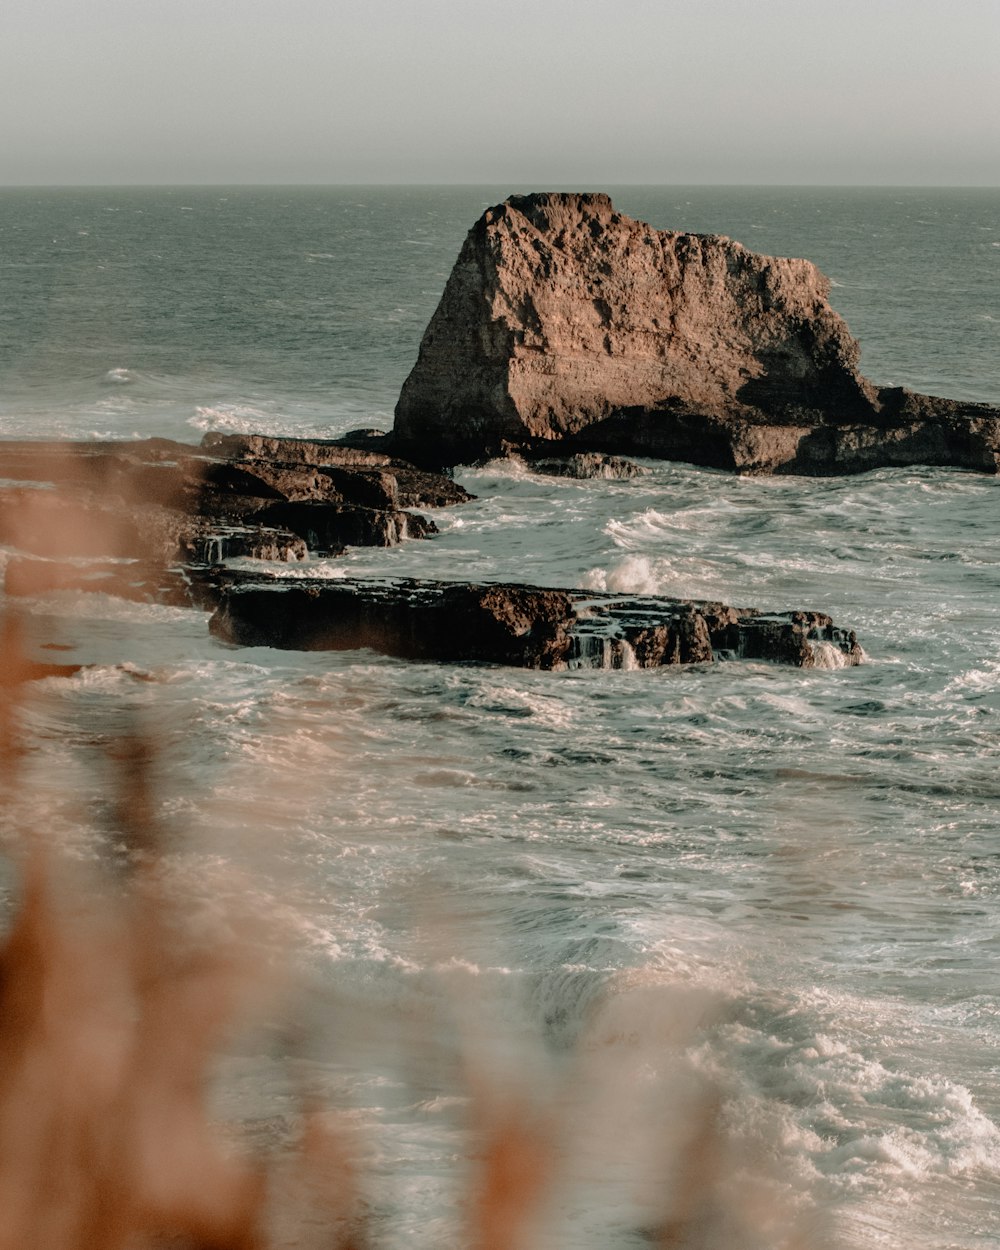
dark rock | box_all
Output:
[198,433,473,508]
[179,523,308,565]
[336,427,395,451]
[0,491,188,563]
[200,431,398,467]
[0,490,308,568]
[247,502,437,556]
[528,452,648,480]
[0,433,465,607]
[384,468,472,509]
[393,192,1000,474]
[209,577,863,671]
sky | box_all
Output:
[1,0,998,186]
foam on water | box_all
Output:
[808,640,854,669]
[583,554,664,594]
[189,403,273,432]
[2,186,999,1247]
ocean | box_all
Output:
[1,186,999,1248]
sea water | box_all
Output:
[1,186,999,1248]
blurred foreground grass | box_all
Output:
[0,575,834,1249]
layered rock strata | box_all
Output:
[0,436,468,607]
[393,192,1000,473]
[209,577,863,671]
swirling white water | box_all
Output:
[1,187,998,1247]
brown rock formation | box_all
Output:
[199,432,472,508]
[0,437,467,607]
[393,192,1000,473]
[209,576,863,671]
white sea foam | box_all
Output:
[605,508,675,548]
[461,681,577,730]
[189,404,271,432]
[618,640,639,671]
[227,558,348,579]
[5,188,1000,1246]
[465,456,533,483]
[23,592,195,627]
[807,640,851,669]
[583,554,663,594]
[931,656,1000,699]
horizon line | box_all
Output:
[1,181,999,192]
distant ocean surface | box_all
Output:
[1,187,999,1249]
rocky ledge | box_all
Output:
[0,435,470,606]
[209,577,863,671]
[393,192,1000,474]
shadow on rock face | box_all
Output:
[392,192,1000,474]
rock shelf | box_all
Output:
[0,436,468,607]
[209,576,863,671]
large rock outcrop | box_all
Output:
[209,576,863,671]
[393,192,1000,473]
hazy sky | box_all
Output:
[2,0,998,185]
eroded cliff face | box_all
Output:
[393,192,1000,473]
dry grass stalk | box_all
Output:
[465,1095,553,1250]
[0,608,373,1249]
[0,692,834,1249]
[0,458,839,1248]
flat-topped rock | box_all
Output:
[198,432,472,507]
[0,437,467,607]
[209,576,863,671]
[393,192,1000,474]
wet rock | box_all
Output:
[247,502,437,556]
[198,432,473,507]
[0,491,190,563]
[393,192,1000,473]
[209,577,864,671]
[179,523,308,566]
[337,427,395,450]
[0,490,308,567]
[200,432,397,466]
[528,452,647,480]
[0,435,462,607]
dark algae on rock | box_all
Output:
[393,192,1000,473]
